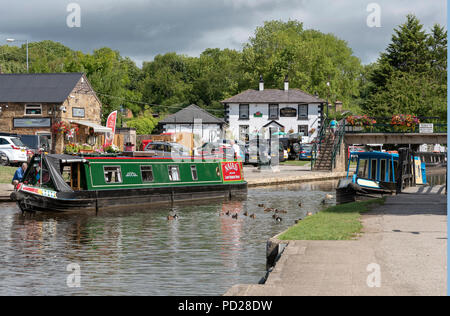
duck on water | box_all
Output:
[11,153,248,213]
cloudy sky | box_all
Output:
[0,0,447,66]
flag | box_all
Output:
[104,111,118,147]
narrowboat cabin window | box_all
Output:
[358,159,368,178]
[168,166,181,182]
[141,166,154,182]
[104,166,122,184]
[371,159,378,180]
[380,160,387,182]
[191,166,198,181]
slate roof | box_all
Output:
[159,104,225,125]
[0,73,84,103]
[221,89,325,104]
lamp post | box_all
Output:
[6,38,29,73]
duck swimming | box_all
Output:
[167,214,179,221]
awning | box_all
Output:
[70,120,112,133]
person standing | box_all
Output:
[230,140,242,161]
[330,119,338,140]
[12,163,27,187]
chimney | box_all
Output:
[259,75,264,91]
[284,75,289,91]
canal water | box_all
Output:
[0,180,338,296]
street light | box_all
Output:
[6,38,29,73]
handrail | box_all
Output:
[311,118,329,170]
[345,123,447,134]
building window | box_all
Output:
[298,125,309,137]
[104,166,122,184]
[168,165,181,182]
[141,165,154,183]
[239,125,249,142]
[239,104,249,120]
[191,166,198,181]
[25,104,42,116]
[298,104,309,120]
[269,104,279,120]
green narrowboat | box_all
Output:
[12,153,247,212]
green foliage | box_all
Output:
[125,106,160,135]
[364,15,447,119]
[0,16,445,122]
[242,20,363,111]
[279,199,385,241]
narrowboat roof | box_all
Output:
[350,151,399,159]
[46,154,89,164]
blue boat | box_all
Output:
[337,151,426,204]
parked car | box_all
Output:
[20,134,52,155]
[244,140,287,166]
[298,144,313,160]
[196,142,236,159]
[144,142,191,158]
[0,136,29,166]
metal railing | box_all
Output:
[311,119,329,170]
[345,117,447,134]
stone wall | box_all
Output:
[0,74,103,154]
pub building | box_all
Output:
[0,73,110,153]
[222,76,327,143]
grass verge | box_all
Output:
[278,199,385,241]
[280,160,311,167]
[0,166,16,184]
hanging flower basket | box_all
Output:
[346,116,377,131]
[391,115,420,132]
[52,121,71,135]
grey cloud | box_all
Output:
[0,0,446,66]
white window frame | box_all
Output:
[24,104,43,116]
[103,166,123,184]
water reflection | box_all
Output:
[0,180,338,296]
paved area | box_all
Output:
[244,165,349,187]
[225,190,447,296]
[0,184,13,203]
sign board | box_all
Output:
[419,123,434,134]
[72,107,85,118]
[13,118,51,128]
[280,107,297,117]
[221,162,243,182]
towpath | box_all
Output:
[225,187,447,296]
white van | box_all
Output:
[0,136,28,166]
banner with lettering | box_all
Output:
[221,162,243,182]
[104,111,118,147]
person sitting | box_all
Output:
[12,163,27,187]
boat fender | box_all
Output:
[337,179,353,189]
[9,192,17,202]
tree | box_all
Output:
[242,20,363,112]
[363,15,447,119]
[125,106,160,135]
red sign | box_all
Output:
[221,162,242,182]
[104,111,118,146]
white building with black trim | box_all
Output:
[221,77,326,143]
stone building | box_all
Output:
[0,73,109,153]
